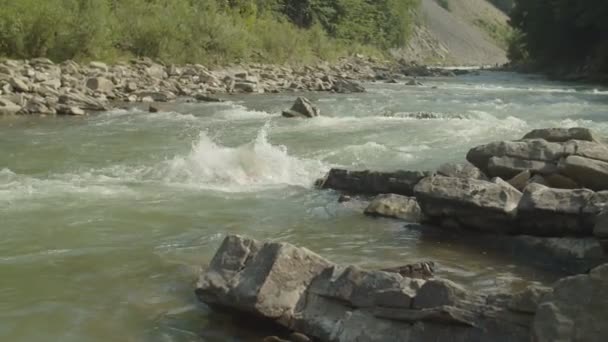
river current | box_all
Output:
[2,71,608,341]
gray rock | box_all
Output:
[569,140,608,163]
[86,77,114,93]
[233,81,259,93]
[512,235,605,261]
[56,105,85,116]
[517,183,595,236]
[436,162,487,180]
[543,173,579,189]
[320,169,431,196]
[289,332,311,342]
[381,262,435,279]
[332,78,365,93]
[559,155,608,191]
[196,235,533,342]
[282,97,320,118]
[10,77,30,92]
[594,210,608,238]
[58,92,108,111]
[507,170,532,191]
[522,127,600,143]
[0,97,21,115]
[532,263,608,342]
[135,91,176,102]
[194,93,223,102]
[364,194,423,221]
[487,156,558,179]
[89,61,108,72]
[414,176,522,233]
[508,285,553,314]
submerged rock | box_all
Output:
[196,235,533,342]
[319,168,431,196]
[381,261,435,279]
[414,176,522,233]
[282,97,320,118]
[364,194,423,221]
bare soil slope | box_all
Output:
[398,0,510,66]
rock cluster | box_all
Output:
[197,235,538,342]
[197,235,608,342]
[0,56,457,116]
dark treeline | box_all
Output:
[508,0,608,76]
[0,0,418,64]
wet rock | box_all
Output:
[332,78,365,93]
[414,176,522,233]
[512,235,605,266]
[135,91,176,102]
[86,77,114,94]
[194,93,223,102]
[364,194,423,221]
[0,97,21,115]
[559,155,608,191]
[522,127,600,143]
[532,263,608,342]
[234,81,260,93]
[381,261,435,279]
[320,169,431,196]
[282,97,320,118]
[288,332,311,342]
[196,235,533,342]
[149,105,160,113]
[436,162,487,180]
[517,183,596,236]
[56,105,85,116]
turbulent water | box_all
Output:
[2,71,608,341]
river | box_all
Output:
[2,71,608,341]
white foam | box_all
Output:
[214,105,275,120]
[154,125,327,191]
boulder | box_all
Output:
[522,127,600,143]
[414,176,522,233]
[0,97,21,115]
[364,194,423,221]
[9,77,30,92]
[332,78,365,93]
[58,92,109,111]
[507,170,532,191]
[319,169,431,196]
[487,156,558,179]
[543,173,579,189]
[135,91,176,102]
[532,263,608,342]
[436,162,487,180]
[56,105,85,116]
[86,77,114,93]
[569,140,608,163]
[559,155,608,191]
[517,183,595,236]
[282,97,320,118]
[511,235,605,267]
[89,61,108,72]
[194,94,223,102]
[594,210,608,238]
[196,235,533,342]
[508,285,553,314]
[234,81,259,93]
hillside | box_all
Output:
[398,0,511,66]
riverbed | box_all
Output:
[2,71,608,341]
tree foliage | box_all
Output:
[0,0,419,64]
[508,0,608,73]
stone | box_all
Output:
[436,162,487,180]
[282,97,320,118]
[522,127,600,143]
[332,78,365,93]
[194,93,223,102]
[364,194,423,221]
[149,105,160,113]
[414,176,522,233]
[288,332,311,342]
[135,91,176,102]
[56,105,85,116]
[487,156,558,179]
[89,61,108,72]
[508,285,553,314]
[58,92,108,111]
[507,170,531,191]
[517,183,595,236]
[594,210,608,238]
[381,262,435,279]
[559,155,608,191]
[125,82,138,93]
[146,64,166,79]
[466,139,569,174]
[543,173,579,189]
[9,77,30,92]
[532,263,608,342]
[568,140,608,163]
[196,235,532,342]
[234,82,259,93]
[86,77,114,93]
[319,169,431,196]
[0,97,21,115]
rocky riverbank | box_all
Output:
[196,127,608,341]
[0,56,462,116]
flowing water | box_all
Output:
[2,71,608,341]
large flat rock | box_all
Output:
[319,169,431,196]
